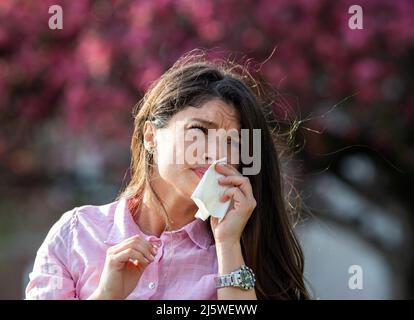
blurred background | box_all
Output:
[0,0,413,299]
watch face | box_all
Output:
[240,266,255,289]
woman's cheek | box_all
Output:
[174,166,196,197]
[182,140,202,165]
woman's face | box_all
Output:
[144,98,241,199]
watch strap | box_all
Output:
[214,265,255,290]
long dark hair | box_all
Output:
[117,49,310,300]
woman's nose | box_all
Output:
[203,142,226,164]
[202,152,214,165]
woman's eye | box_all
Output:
[189,125,208,134]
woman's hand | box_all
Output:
[88,235,158,300]
[210,163,257,246]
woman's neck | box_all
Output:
[135,180,198,238]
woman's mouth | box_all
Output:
[191,167,208,179]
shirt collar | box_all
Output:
[105,197,214,250]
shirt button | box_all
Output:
[148,282,156,289]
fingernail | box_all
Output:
[151,247,158,255]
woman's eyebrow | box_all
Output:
[188,117,217,127]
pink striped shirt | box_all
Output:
[25,197,219,299]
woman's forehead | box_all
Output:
[175,99,241,130]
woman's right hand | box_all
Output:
[88,235,158,300]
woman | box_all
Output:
[25,50,310,300]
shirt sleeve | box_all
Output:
[25,208,79,300]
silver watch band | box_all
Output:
[214,265,255,290]
[215,272,239,288]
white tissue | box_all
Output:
[191,157,232,223]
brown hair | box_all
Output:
[116,49,310,300]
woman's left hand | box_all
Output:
[210,163,257,245]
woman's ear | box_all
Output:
[143,120,156,149]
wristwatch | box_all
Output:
[214,265,256,290]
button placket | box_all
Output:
[145,237,162,297]
[156,232,178,289]
[143,261,159,298]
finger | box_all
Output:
[110,235,156,259]
[110,248,153,269]
[221,187,245,203]
[126,259,143,271]
[127,256,147,271]
[128,237,158,261]
[215,163,242,176]
[109,238,157,262]
[218,175,253,197]
[109,235,142,253]
[125,235,155,253]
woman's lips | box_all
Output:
[191,167,208,179]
